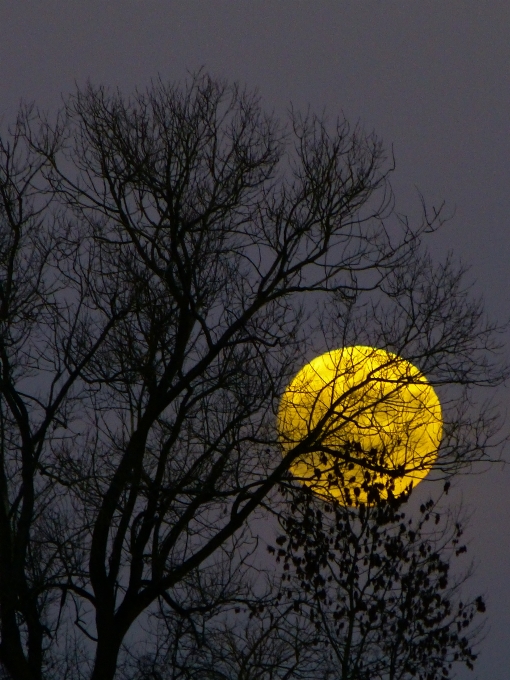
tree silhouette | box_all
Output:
[0,72,504,679]
[268,482,486,680]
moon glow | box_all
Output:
[277,346,442,504]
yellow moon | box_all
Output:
[277,346,442,504]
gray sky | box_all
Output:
[1,2,509,677]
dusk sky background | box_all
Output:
[1,3,510,678]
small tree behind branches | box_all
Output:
[0,73,504,680]
[269,483,486,680]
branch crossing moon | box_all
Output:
[277,346,442,504]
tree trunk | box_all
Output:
[90,633,123,680]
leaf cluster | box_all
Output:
[267,480,485,680]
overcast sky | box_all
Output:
[1,3,509,677]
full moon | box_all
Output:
[277,346,442,504]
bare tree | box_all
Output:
[0,72,504,680]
